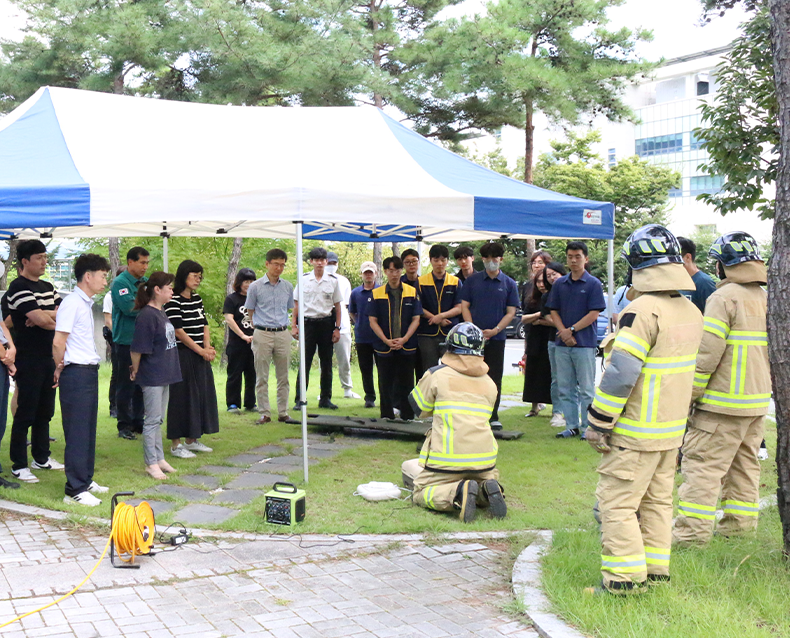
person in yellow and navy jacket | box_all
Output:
[368,256,422,422]
[417,244,464,371]
[673,232,770,544]
[407,322,505,522]
[584,225,703,595]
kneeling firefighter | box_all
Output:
[406,322,506,522]
[673,232,769,544]
[585,225,703,593]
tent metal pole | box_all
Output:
[163,235,169,272]
[296,222,309,482]
[607,238,615,332]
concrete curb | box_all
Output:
[512,530,588,638]
[0,498,521,542]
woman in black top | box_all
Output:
[520,250,552,416]
[223,268,256,413]
[165,260,219,458]
[522,262,567,417]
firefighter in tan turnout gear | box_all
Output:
[407,322,506,522]
[673,232,770,544]
[584,225,703,594]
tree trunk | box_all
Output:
[391,242,400,258]
[769,0,790,556]
[371,0,384,109]
[524,96,536,185]
[373,243,383,286]
[221,237,244,367]
[108,238,120,277]
[1,240,18,289]
[526,239,536,264]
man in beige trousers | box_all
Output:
[244,248,294,424]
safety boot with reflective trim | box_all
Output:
[482,480,507,519]
[646,574,671,585]
[455,480,478,523]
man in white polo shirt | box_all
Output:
[53,254,112,507]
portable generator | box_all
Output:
[264,482,306,525]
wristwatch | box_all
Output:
[570,326,577,334]
[334,326,341,330]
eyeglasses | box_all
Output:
[403,259,419,266]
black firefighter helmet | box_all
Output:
[708,231,762,267]
[622,224,683,270]
[445,322,485,357]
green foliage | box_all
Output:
[395,0,656,179]
[695,4,777,219]
[534,132,679,283]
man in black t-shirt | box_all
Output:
[7,241,63,483]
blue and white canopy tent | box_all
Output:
[0,87,617,480]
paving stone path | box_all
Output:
[0,511,537,638]
[135,433,374,527]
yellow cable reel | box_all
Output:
[110,492,155,568]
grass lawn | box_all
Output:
[2,362,786,637]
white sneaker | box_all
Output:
[63,491,101,507]
[171,444,196,459]
[183,440,213,453]
[88,481,109,493]
[758,447,769,461]
[31,457,64,470]
[11,468,39,483]
[549,414,567,428]
[344,390,361,399]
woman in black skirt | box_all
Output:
[522,262,567,417]
[165,260,219,459]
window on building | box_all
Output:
[697,81,709,96]
[690,175,724,196]
[608,148,616,168]
[668,187,683,198]
[690,130,704,150]
[635,133,684,158]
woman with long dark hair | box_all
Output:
[223,268,257,413]
[520,250,553,416]
[522,262,568,421]
[130,272,181,479]
[165,260,219,458]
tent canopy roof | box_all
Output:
[0,87,615,241]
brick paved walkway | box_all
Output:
[0,512,536,638]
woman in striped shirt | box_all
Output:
[165,260,219,458]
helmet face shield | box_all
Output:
[445,322,485,356]
[709,232,761,266]
[622,224,683,270]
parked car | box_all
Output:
[505,312,526,339]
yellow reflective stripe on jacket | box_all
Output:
[721,499,759,516]
[694,372,712,388]
[703,317,730,339]
[614,331,650,361]
[613,417,687,439]
[678,501,717,520]
[644,546,670,566]
[699,390,771,410]
[730,345,748,395]
[434,401,494,419]
[425,451,498,467]
[642,354,697,374]
[726,330,767,346]
[592,390,628,414]
[640,374,661,423]
[410,385,433,412]
[601,553,646,574]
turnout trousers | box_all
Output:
[412,467,501,512]
[596,446,676,587]
[674,410,764,544]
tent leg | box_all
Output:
[607,239,615,332]
[163,234,169,272]
[296,222,309,483]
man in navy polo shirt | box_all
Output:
[349,261,379,409]
[459,242,519,430]
[545,241,606,439]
